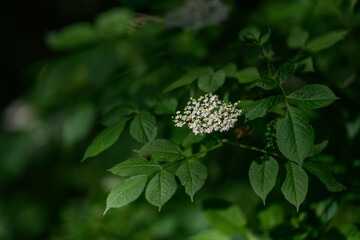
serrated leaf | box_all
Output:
[104,174,147,214]
[287,84,339,109]
[109,157,160,177]
[198,70,226,93]
[145,169,177,210]
[189,230,231,240]
[154,98,178,115]
[235,67,260,83]
[101,102,138,126]
[278,62,295,85]
[82,119,128,161]
[308,140,329,157]
[287,28,309,49]
[249,78,277,90]
[135,139,184,162]
[204,205,247,234]
[281,162,308,211]
[249,157,279,204]
[130,111,157,143]
[245,96,283,120]
[162,67,212,93]
[276,106,314,166]
[176,159,207,201]
[306,30,348,52]
[303,160,346,192]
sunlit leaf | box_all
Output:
[109,157,160,177]
[145,169,177,210]
[306,30,348,52]
[104,174,148,214]
[82,119,128,161]
[176,159,207,201]
[135,139,184,162]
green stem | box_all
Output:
[188,143,223,159]
[225,141,284,159]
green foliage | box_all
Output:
[235,67,260,83]
[105,174,148,214]
[176,159,207,201]
[249,157,279,204]
[6,1,359,239]
[306,30,348,52]
[135,139,184,162]
[281,162,309,211]
[109,157,160,177]
[245,96,283,120]
[276,106,314,166]
[145,169,177,210]
[198,70,226,93]
[287,84,339,109]
[129,111,157,143]
[82,119,128,161]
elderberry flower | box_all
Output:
[173,94,243,135]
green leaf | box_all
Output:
[308,140,329,157]
[162,67,212,93]
[95,8,133,39]
[303,160,346,192]
[260,29,271,44]
[130,111,157,143]
[287,28,309,49]
[249,78,277,90]
[145,169,177,210]
[154,98,178,115]
[278,62,295,85]
[189,230,231,240]
[176,159,207,201]
[204,205,247,234]
[135,139,184,162]
[101,102,138,126]
[295,57,315,73]
[235,67,260,83]
[104,174,148,214]
[82,119,128,161]
[287,84,339,109]
[306,30,348,52]
[245,96,283,120]
[276,106,314,166]
[182,132,205,147]
[281,162,309,211]
[249,157,279,204]
[45,22,96,51]
[109,157,160,177]
[221,63,237,78]
[239,26,261,45]
[198,70,226,93]
[258,204,285,229]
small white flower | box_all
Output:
[173,94,243,135]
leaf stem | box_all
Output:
[224,140,284,159]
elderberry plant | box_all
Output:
[81,25,347,215]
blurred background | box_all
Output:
[1,0,360,239]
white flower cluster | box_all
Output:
[173,94,242,135]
